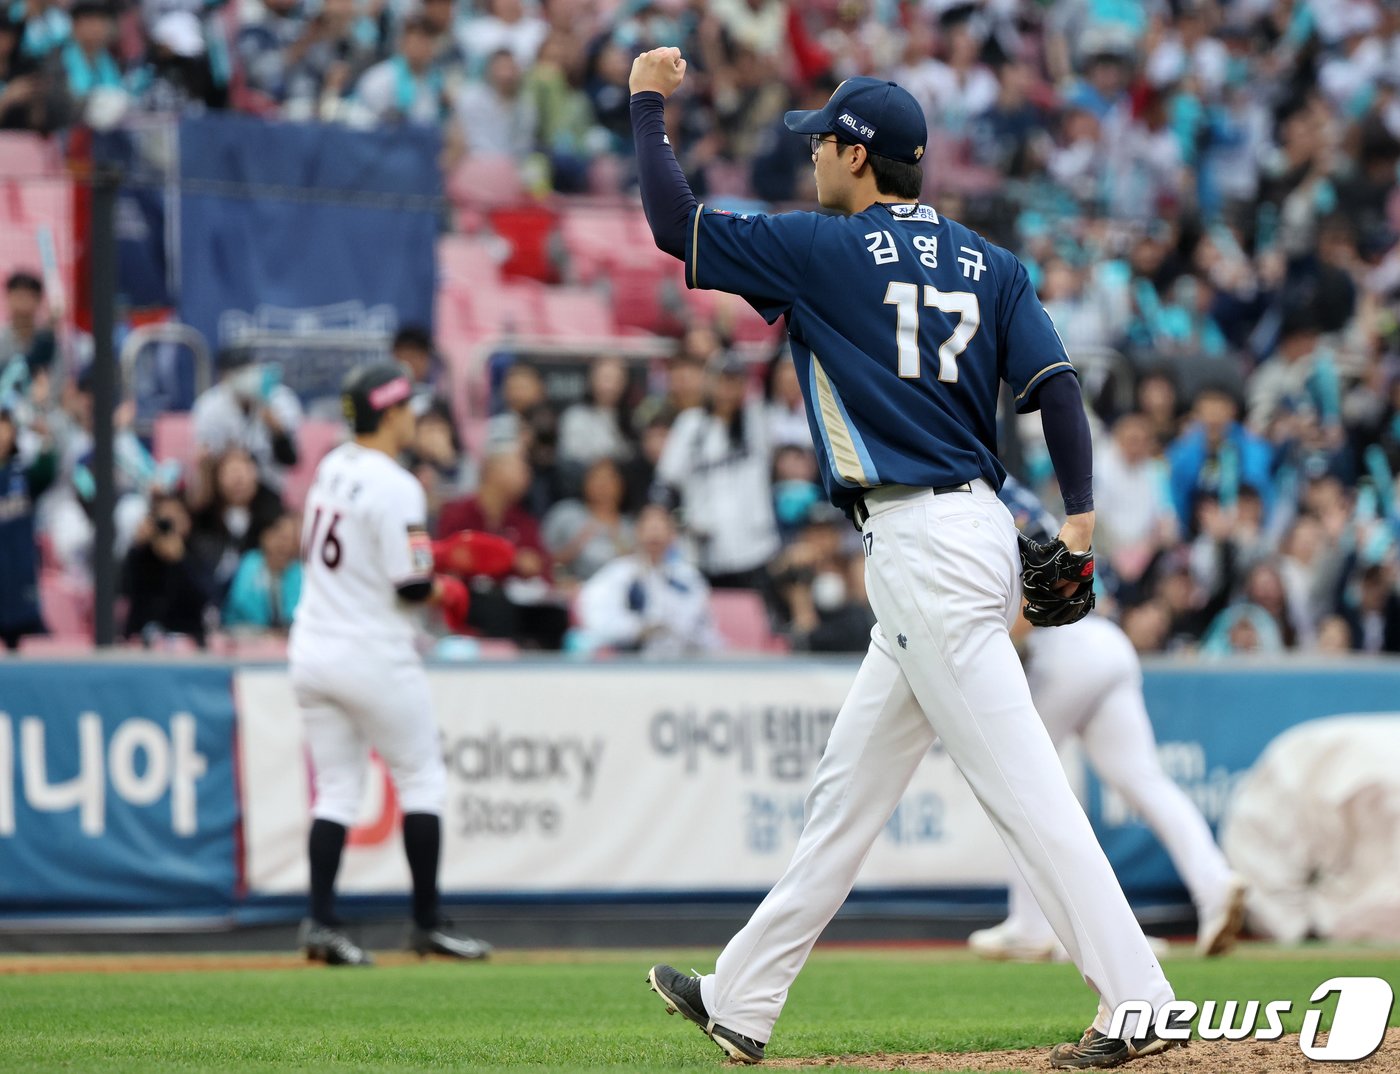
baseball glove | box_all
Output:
[437,574,471,634]
[1018,532,1096,627]
[433,531,516,580]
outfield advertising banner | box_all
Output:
[0,664,239,916]
[235,665,1007,898]
[1088,663,1400,901]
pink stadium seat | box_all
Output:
[446,154,524,210]
[38,569,93,640]
[709,589,777,652]
[609,266,666,333]
[0,133,61,179]
[438,234,503,291]
[283,419,344,511]
[540,286,617,339]
[18,635,94,657]
[152,412,198,469]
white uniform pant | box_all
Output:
[698,482,1173,1041]
[1004,618,1234,940]
[289,635,447,826]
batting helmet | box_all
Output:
[342,363,413,434]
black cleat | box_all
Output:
[1049,1017,1189,1069]
[646,963,766,1064]
[409,925,492,960]
[299,919,373,966]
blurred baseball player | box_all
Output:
[288,363,490,966]
[972,480,1246,963]
[629,52,1177,1068]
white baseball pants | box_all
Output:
[698,482,1173,1041]
[1002,618,1235,941]
[289,635,447,825]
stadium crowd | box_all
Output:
[2,0,1400,657]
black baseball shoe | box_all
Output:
[299,919,373,966]
[1049,1014,1189,1069]
[409,924,492,960]
[646,964,766,1064]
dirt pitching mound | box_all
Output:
[769,1027,1400,1072]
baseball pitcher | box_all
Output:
[628,51,1178,1069]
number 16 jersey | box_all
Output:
[290,442,434,651]
[683,201,1075,513]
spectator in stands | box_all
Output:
[457,0,546,72]
[650,348,708,426]
[1095,413,1179,587]
[454,47,537,158]
[192,348,303,493]
[353,15,450,127]
[237,0,310,104]
[187,445,284,598]
[12,0,71,67]
[0,12,42,130]
[1200,602,1284,656]
[50,1,124,129]
[437,445,543,572]
[542,455,632,584]
[0,408,52,649]
[392,324,447,414]
[223,511,302,630]
[1316,614,1354,654]
[522,31,597,192]
[487,360,560,513]
[1342,562,1400,654]
[140,11,228,114]
[0,271,55,376]
[771,443,821,545]
[655,352,780,590]
[1247,312,1341,441]
[421,0,467,85]
[576,503,719,657]
[1166,385,1273,531]
[122,492,213,647]
[771,507,875,653]
[277,0,377,120]
[557,354,633,471]
[404,401,474,533]
[1135,368,1182,450]
[41,376,151,577]
[438,444,567,648]
[764,348,808,450]
[1121,599,1172,654]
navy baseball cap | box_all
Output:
[784,77,928,165]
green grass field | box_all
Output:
[1,945,1397,1073]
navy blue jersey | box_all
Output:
[684,201,1074,512]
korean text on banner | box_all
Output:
[237,664,1007,897]
[0,663,239,916]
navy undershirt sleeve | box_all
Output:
[1036,372,1095,516]
[630,91,697,260]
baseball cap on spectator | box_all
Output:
[69,1,114,21]
[783,76,928,165]
[6,271,42,295]
[152,11,205,57]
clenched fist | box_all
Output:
[629,46,687,97]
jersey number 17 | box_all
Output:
[883,282,981,384]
